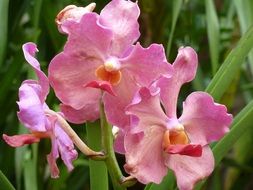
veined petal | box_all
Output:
[124,127,167,184]
[103,72,139,129]
[165,146,214,190]
[17,82,47,131]
[122,43,172,87]
[22,42,49,101]
[157,47,198,118]
[60,103,99,124]
[179,92,233,145]
[54,124,78,172]
[113,129,126,154]
[126,87,168,133]
[49,13,113,110]
[2,134,40,147]
[100,0,140,56]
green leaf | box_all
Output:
[205,25,253,101]
[0,0,9,66]
[0,170,15,190]
[86,121,108,190]
[166,0,183,59]
[205,0,220,75]
[233,0,253,74]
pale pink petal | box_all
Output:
[125,87,168,133]
[17,82,47,131]
[165,146,215,190]
[60,103,99,124]
[22,42,49,101]
[103,72,139,129]
[179,92,233,145]
[54,124,78,172]
[121,43,172,87]
[85,80,116,96]
[2,134,40,147]
[49,13,113,110]
[99,0,140,56]
[165,144,202,157]
[157,47,198,118]
[124,127,167,184]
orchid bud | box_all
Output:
[56,3,96,34]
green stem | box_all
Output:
[100,102,126,190]
[86,121,108,190]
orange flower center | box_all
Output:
[162,126,189,150]
[95,59,122,85]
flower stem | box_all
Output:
[86,121,109,190]
[45,110,104,158]
[99,101,126,190]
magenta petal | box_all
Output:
[124,128,167,184]
[165,146,215,190]
[85,80,116,96]
[122,43,172,86]
[157,47,198,117]
[100,0,140,56]
[166,144,202,157]
[17,82,47,131]
[179,92,233,145]
[22,42,49,100]
[60,103,99,124]
[3,134,40,147]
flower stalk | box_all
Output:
[45,110,105,159]
[99,100,126,190]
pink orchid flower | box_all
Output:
[48,0,172,128]
[2,43,78,178]
[124,47,233,190]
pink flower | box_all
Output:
[2,42,77,178]
[124,47,233,190]
[49,0,172,129]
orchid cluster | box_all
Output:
[3,0,233,190]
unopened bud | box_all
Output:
[56,3,96,34]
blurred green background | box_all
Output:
[1,0,253,189]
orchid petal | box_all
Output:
[165,144,202,157]
[2,134,40,147]
[157,47,198,117]
[85,80,116,96]
[103,73,139,129]
[122,43,172,87]
[165,146,214,190]
[125,87,168,133]
[17,82,47,131]
[179,92,233,145]
[124,127,167,184]
[100,0,140,56]
[60,103,99,124]
[54,124,78,172]
[22,42,49,101]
